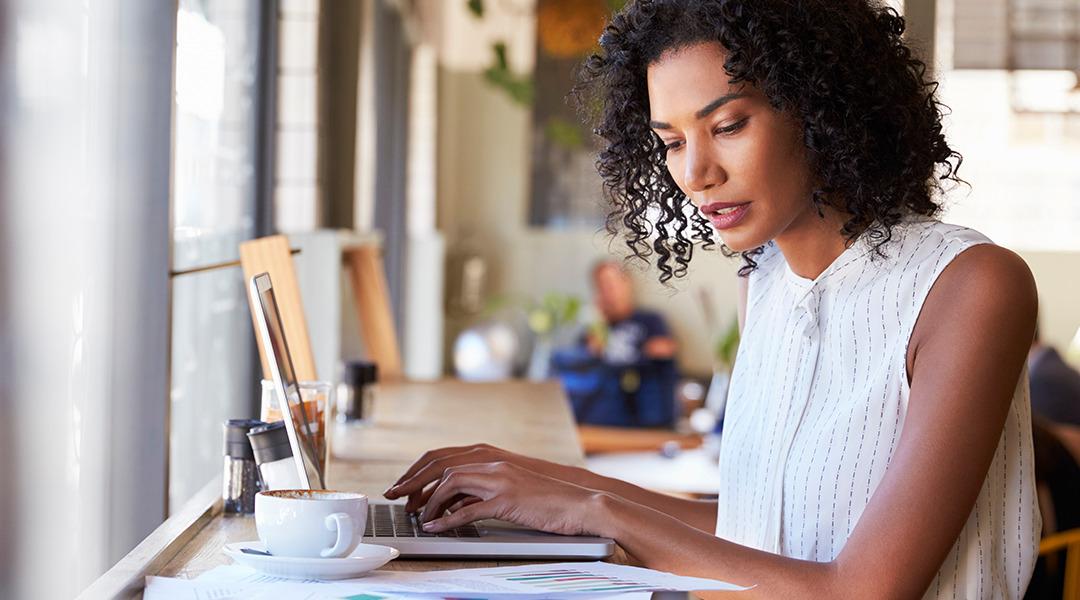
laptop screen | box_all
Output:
[250,272,326,489]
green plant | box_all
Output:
[487,291,582,336]
[482,42,535,105]
[527,291,581,336]
[543,117,585,149]
[714,316,740,372]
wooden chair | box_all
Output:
[239,234,319,382]
[1032,419,1080,599]
[1039,527,1080,600]
[343,244,403,380]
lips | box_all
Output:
[699,202,749,230]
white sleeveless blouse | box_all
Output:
[716,220,1039,599]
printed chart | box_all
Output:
[480,567,660,593]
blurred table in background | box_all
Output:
[577,424,717,498]
[577,424,702,455]
[585,444,721,498]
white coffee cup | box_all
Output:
[254,489,368,558]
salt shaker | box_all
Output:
[247,420,303,490]
[222,419,263,515]
[337,360,377,423]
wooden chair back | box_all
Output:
[239,234,319,382]
[343,244,403,380]
[1040,527,1080,600]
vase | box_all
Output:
[527,336,555,381]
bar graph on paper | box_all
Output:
[481,567,660,593]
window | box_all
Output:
[941,0,1080,251]
[169,0,273,512]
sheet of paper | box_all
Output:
[195,565,334,586]
[153,571,663,600]
[144,576,339,600]
[336,562,747,595]
[193,561,747,597]
[147,575,416,600]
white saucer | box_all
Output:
[223,541,399,580]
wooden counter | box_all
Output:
[79,380,592,599]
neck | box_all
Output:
[773,210,851,280]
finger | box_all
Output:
[384,446,471,497]
[421,499,501,533]
[418,470,499,524]
[404,482,438,513]
[448,496,482,512]
[406,471,480,513]
[404,483,449,515]
[388,457,462,499]
[429,492,474,520]
[387,446,498,499]
[405,483,443,513]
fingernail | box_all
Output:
[422,521,436,531]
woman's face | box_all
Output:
[647,42,821,254]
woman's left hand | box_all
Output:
[415,460,605,537]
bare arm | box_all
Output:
[642,335,678,360]
[406,245,1037,600]
[384,444,718,532]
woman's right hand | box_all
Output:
[382,443,580,513]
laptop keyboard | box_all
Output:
[367,504,481,538]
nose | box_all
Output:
[682,138,726,193]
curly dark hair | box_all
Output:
[578,0,962,281]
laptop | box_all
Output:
[248,272,615,559]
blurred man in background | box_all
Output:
[554,261,679,428]
[586,261,677,365]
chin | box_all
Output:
[716,233,763,253]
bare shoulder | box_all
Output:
[927,243,1037,319]
[909,243,1038,379]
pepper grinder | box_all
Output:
[337,360,377,423]
[222,419,263,515]
[247,420,303,490]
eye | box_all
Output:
[652,130,684,154]
[715,118,747,136]
[663,140,684,152]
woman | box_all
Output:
[385,1,1040,597]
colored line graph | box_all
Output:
[481,567,665,593]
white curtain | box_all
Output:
[0,1,173,598]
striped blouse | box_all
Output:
[716,219,1039,599]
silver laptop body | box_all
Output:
[361,503,613,558]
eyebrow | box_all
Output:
[649,91,747,130]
